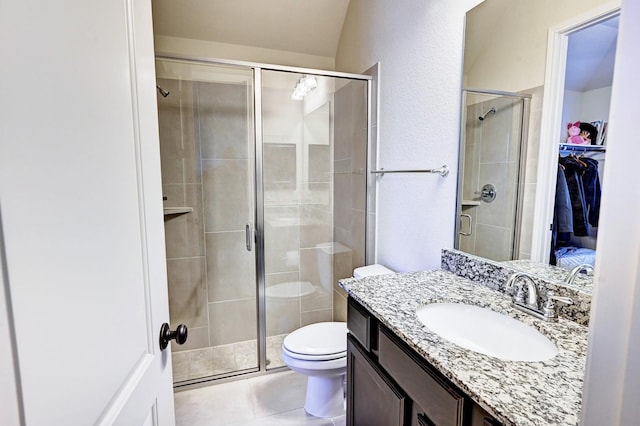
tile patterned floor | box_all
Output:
[172,334,287,382]
[174,370,346,426]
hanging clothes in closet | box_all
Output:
[552,152,602,250]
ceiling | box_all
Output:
[565,16,619,92]
[151,0,351,58]
[153,1,617,92]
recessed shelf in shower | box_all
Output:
[163,207,193,216]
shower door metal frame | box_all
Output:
[455,88,531,260]
[253,66,268,374]
[156,54,372,387]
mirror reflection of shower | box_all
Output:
[456,90,530,261]
[478,106,496,121]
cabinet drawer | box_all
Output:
[378,326,464,426]
[347,297,372,351]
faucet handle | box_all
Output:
[546,290,573,305]
[543,291,573,321]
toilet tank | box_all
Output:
[353,264,394,278]
[316,242,352,292]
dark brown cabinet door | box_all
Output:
[471,403,503,426]
[347,335,406,426]
[378,327,465,426]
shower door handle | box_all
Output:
[246,224,253,251]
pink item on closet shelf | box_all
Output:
[567,121,588,145]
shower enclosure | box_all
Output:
[456,89,530,261]
[155,58,371,385]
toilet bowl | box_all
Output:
[281,261,394,418]
[282,322,347,418]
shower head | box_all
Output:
[156,85,170,98]
[478,107,496,121]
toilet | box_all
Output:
[281,261,394,418]
[282,322,348,418]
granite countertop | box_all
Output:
[501,259,593,291]
[339,269,589,426]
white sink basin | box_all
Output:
[416,303,558,362]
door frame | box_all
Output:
[0,210,24,426]
[530,1,621,263]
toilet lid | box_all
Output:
[283,322,347,358]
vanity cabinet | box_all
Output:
[347,297,502,426]
[347,335,407,425]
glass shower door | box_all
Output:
[260,70,368,369]
[156,60,259,383]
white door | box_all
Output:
[0,0,176,425]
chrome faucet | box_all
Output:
[506,272,539,309]
[506,272,573,322]
[565,264,594,286]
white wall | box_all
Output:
[581,0,640,422]
[561,86,612,143]
[561,90,585,139]
[154,35,335,70]
[464,0,612,92]
[581,86,613,121]
[335,0,483,271]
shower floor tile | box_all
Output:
[174,370,346,426]
[172,334,288,382]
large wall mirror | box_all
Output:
[456,0,621,292]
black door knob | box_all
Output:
[159,323,188,350]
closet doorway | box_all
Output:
[531,5,620,266]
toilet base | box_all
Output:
[303,374,345,418]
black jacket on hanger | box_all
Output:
[560,155,589,237]
[581,157,601,227]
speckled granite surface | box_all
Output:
[339,270,588,426]
[442,249,591,326]
[502,259,593,290]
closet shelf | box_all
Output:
[163,207,193,216]
[559,143,606,152]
